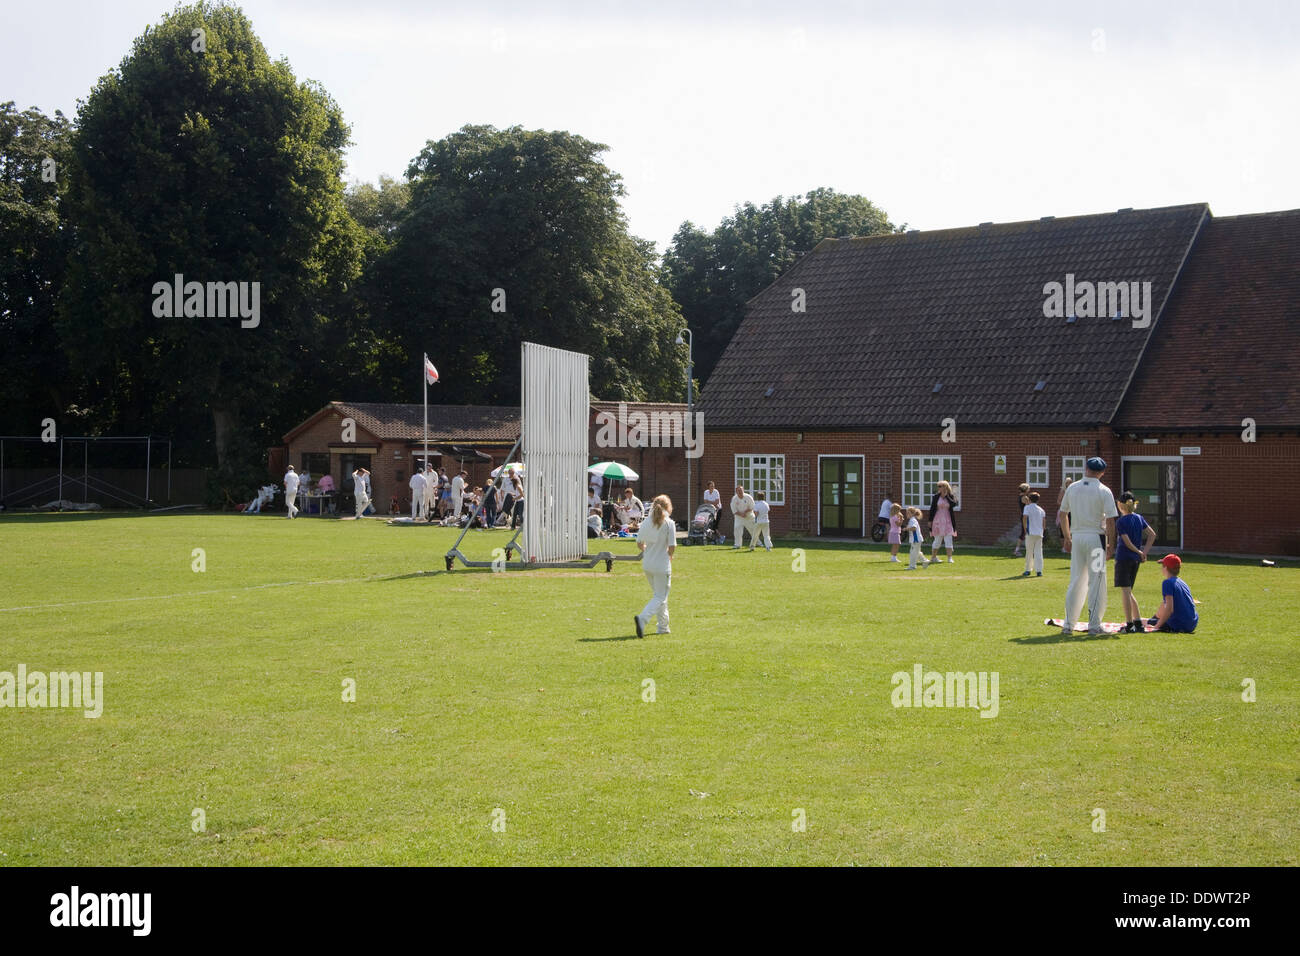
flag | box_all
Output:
[425,356,439,385]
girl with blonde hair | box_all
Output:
[633,495,676,637]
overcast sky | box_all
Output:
[4,0,1296,251]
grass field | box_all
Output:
[1,511,1296,866]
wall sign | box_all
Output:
[994,454,1007,474]
[1179,446,1201,455]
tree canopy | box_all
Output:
[56,0,364,475]
[363,124,688,406]
[663,188,898,387]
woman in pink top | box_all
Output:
[927,480,958,563]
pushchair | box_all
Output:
[686,502,721,545]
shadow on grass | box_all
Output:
[373,570,446,581]
[1010,631,1121,645]
[577,635,641,642]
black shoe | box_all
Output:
[633,615,644,639]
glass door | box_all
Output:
[1122,459,1181,547]
[820,457,864,536]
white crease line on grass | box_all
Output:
[0,576,384,613]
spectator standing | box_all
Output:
[1021,492,1046,577]
[408,468,426,520]
[928,480,958,563]
[1114,492,1157,632]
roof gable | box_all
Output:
[1116,209,1300,429]
[698,204,1209,428]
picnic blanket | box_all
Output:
[1045,618,1157,634]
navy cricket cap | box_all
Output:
[1086,456,1107,472]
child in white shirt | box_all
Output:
[905,507,927,569]
[752,491,772,551]
[1022,492,1046,576]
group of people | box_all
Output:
[416,466,526,529]
[727,483,773,551]
[1058,456,1198,635]
[880,481,958,568]
[277,466,338,518]
[588,482,648,537]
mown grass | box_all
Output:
[1,512,1295,865]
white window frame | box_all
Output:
[902,455,961,511]
[735,454,785,506]
[1026,456,1050,488]
[1061,456,1086,484]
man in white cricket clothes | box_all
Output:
[423,465,438,522]
[730,485,756,550]
[352,467,371,519]
[634,495,676,637]
[451,470,466,523]
[1059,456,1118,635]
[283,466,300,519]
[408,467,426,520]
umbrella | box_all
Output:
[490,462,525,478]
[588,462,639,482]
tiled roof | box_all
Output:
[1116,210,1300,429]
[329,403,520,443]
[698,204,1209,428]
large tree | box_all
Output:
[0,102,75,437]
[57,1,363,472]
[663,188,898,388]
[365,125,688,405]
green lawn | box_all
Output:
[1,512,1295,866]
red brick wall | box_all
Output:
[1115,433,1300,555]
[702,427,1112,545]
[701,427,1299,555]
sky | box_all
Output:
[3,0,1297,252]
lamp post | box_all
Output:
[675,328,693,523]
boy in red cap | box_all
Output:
[1149,554,1199,633]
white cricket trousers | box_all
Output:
[411,492,423,520]
[355,491,370,518]
[286,492,298,518]
[1064,531,1106,630]
[637,570,671,633]
[423,488,436,519]
[754,521,772,549]
[1025,534,1043,574]
[907,541,923,569]
[733,515,756,547]
[452,493,463,522]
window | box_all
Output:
[300,452,329,478]
[1062,456,1086,484]
[735,455,785,506]
[902,455,961,510]
[1026,456,1049,488]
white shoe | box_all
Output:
[948,557,954,563]
[1061,627,1073,637]
[890,556,900,562]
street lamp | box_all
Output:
[675,329,693,523]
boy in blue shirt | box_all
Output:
[1149,554,1199,633]
[1114,492,1157,632]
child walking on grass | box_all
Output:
[904,507,927,570]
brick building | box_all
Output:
[279,400,691,513]
[697,204,1300,556]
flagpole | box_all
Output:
[423,353,429,477]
